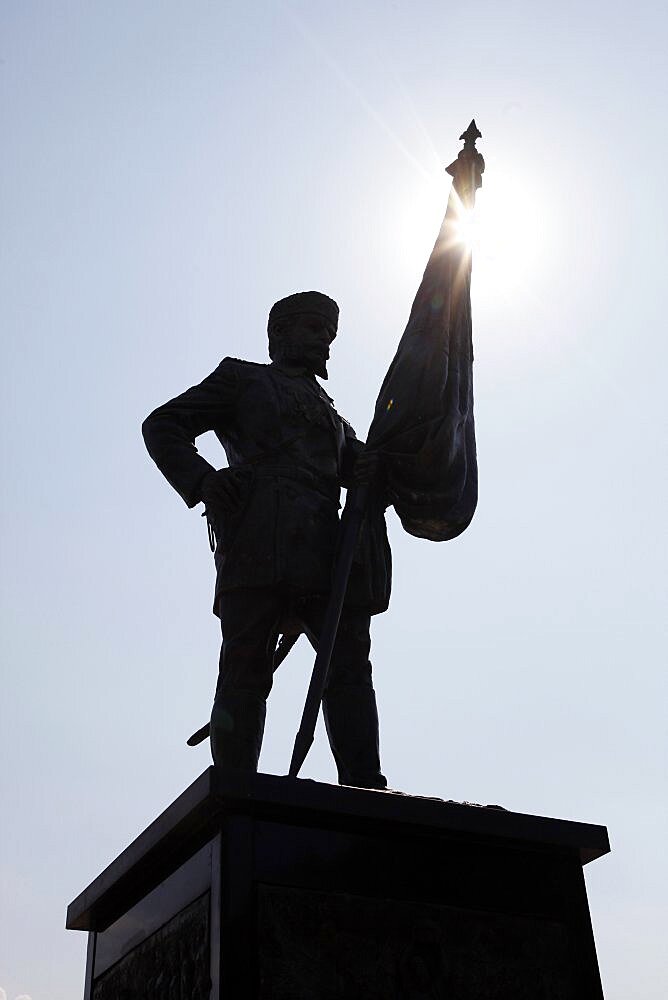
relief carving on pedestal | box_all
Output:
[92,893,210,1000]
[257,884,575,1000]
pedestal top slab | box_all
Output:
[67,768,609,931]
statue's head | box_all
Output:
[268,291,339,379]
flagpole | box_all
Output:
[288,121,484,780]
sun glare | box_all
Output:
[451,178,547,285]
[389,164,553,316]
[452,205,477,251]
[470,169,551,294]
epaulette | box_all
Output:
[220,356,267,369]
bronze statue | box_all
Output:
[143,291,391,788]
[143,122,483,787]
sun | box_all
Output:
[451,202,478,251]
[464,167,551,293]
[387,162,553,313]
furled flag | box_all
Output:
[368,119,484,540]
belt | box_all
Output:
[249,464,340,502]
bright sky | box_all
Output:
[1,2,666,997]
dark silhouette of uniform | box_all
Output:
[143,292,390,787]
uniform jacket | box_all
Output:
[142,358,391,615]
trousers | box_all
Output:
[211,587,387,789]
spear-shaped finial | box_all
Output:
[460,119,482,148]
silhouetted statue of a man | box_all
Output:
[143,291,390,788]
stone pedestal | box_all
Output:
[66,768,609,999]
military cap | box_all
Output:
[268,291,339,330]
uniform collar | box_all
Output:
[271,361,316,380]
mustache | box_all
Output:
[284,340,328,355]
[282,345,328,378]
[283,343,328,363]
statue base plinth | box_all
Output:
[67,768,608,999]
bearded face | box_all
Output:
[269,311,337,379]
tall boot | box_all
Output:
[322,685,387,789]
[210,688,266,771]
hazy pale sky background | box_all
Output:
[1,1,666,997]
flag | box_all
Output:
[368,120,484,541]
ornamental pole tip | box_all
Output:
[459,119,482,148]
